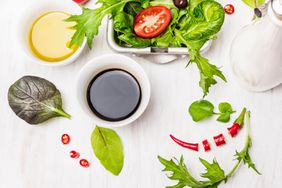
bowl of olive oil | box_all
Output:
[17,0,86,66]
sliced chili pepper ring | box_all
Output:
[213,134,226,146]
[80,159,90,168]
[202,139,211,152]
[61,134,70,145]
[228,123,241,137]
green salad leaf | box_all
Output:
[175,0,226,96]
[217,102,235,122]
[189,100,214,122]
[67,0,132,48]
[8,76,71,125]
[68,0,226,97]
[114,12,151,47]
[158,111,261,188]
[189,100,235,123]
[242,0,265,9]
[91,126,124,175]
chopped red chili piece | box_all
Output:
[228,123,241,137]
[61,134,70,145]
[170,134,199,151]
[202,139,211,152]
[70,150,80,159]
[80,159,90,168]
[227,108,247,137]
[213,134,226,146]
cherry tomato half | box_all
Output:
[134,6,171,39]
[72,0,89,5]
[224,4,235,15]
[61,134,70,145]
[80,159,90,168]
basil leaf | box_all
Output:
[8,76,71,125]
[91,126,124,176]
[189,100,214,122]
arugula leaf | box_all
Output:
[67,0,132,48]
[189,100,214,122]
[216,102,235,122]
[158,155,203,188]
[159,111,261,188]
[242,0,265,9]
[199,158,225,184]
[91,126,124,175]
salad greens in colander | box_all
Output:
[67,0,226,96]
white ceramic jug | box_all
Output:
[230,0,282,91]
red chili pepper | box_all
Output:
[228,123,241,137]
[170,134,199,151]
[202,139,211,152]
[80,159,90,168]
[213,134,226,146]
[70,150,80,159]
[227,108,246,137]
[61,134,70,145]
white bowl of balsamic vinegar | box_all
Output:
[76,54,151,128]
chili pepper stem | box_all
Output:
[234,108,246,127]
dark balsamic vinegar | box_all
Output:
[87,69,142,122]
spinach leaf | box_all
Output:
[189,100,214,122]
[8,76,71,125]
[91,126,124,176]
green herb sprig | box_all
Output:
[158,111,261,188]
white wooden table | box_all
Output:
[0,0,281,187]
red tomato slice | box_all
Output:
[134,6,171,39]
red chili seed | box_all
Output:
[202,139,211,152]
[61,134,70,145]
[70,150,80,159]
[224,4,235,15]
[213,134,226,146]
[80,159,90,168]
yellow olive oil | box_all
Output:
[29,11,77,62]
